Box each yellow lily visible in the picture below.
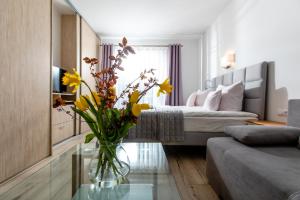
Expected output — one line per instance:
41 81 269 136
130 90 140 104
132 103 150 117
91 91 101 106
130 90 151 116
157 78 173 97
62 69 81 93
74 95 90 111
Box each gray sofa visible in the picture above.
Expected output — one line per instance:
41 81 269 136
207 99 300 200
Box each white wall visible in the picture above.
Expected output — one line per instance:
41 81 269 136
102 37 202 103
52 6 61 66
205 0 300 122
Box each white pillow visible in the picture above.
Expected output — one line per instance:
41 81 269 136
217 81 244 111
203 90 222 111
186 91 197 107
195 89 211 106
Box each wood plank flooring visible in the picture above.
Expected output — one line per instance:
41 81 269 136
164 146 219 200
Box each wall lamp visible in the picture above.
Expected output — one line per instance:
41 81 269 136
221 52 236 69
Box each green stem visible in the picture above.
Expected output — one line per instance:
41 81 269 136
95 144 125 182
81 80 106 135
95 149 103 177
82 80 98 108
100 158 107 181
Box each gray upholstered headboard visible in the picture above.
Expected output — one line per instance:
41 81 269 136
205 62 268 120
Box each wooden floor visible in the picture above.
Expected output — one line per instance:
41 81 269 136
164 146 219 200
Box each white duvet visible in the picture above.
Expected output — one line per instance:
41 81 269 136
154 106 258 132
155 106 258 118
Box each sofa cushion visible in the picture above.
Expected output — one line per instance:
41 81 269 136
225 125 300 146
207 137 300 200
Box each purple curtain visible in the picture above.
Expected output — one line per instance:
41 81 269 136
101 44 113 69
166 44 183 106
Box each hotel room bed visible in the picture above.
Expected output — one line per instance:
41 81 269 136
128 62 269 146
167 106 258 146
182 108 257 133
128 106 258 145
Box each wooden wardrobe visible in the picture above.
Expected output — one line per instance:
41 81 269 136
0 0 52 183
79 19 100 133
0 0 100 183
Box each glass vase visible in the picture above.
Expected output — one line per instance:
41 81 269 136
88 143 130 188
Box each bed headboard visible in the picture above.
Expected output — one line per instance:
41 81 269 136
205 62 268 120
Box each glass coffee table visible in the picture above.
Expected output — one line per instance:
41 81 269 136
0 143 181 200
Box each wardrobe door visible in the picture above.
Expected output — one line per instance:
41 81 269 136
80 18 100 133
0 0 51 182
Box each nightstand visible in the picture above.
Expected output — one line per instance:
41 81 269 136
247 120 287 126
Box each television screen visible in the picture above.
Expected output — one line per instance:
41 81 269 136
52 66 67 93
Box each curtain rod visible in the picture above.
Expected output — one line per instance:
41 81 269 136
99 44 183 47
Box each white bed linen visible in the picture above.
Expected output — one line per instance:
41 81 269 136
156 106 257 118
183 117 256 132
155 106 257 132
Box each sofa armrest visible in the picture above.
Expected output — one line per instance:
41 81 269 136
288 99 300 128
225 125 300 146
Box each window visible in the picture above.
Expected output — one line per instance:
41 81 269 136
114 46 169 108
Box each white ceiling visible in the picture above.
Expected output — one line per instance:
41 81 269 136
68 0 231 38
54 0 75 14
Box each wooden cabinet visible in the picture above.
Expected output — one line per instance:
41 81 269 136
80 18 101 93
52 17 100 141
0 0 100 184
52 10 80 143
52 105 75 145
79 19 101 134
52 121 74 145
61 14 81 75
0 0 51 183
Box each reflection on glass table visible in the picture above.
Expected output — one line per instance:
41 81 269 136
0 143 181 200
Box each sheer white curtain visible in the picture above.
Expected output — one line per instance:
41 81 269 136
115 46 169 107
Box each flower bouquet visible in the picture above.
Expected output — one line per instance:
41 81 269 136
57 37 172 187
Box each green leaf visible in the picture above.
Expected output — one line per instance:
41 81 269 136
106 109 112 121
120 122 135 138
72 107 94 122
107 130 118 142
85 133 95 143
83 96 98 117
72 107 98 134
112 109 121 120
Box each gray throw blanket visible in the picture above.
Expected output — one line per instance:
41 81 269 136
128 107 184 142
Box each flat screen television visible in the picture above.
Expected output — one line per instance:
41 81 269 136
52 66 67 93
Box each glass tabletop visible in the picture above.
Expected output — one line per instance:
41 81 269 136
0 143 181 200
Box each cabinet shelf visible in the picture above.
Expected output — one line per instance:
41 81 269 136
53 92 75 96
